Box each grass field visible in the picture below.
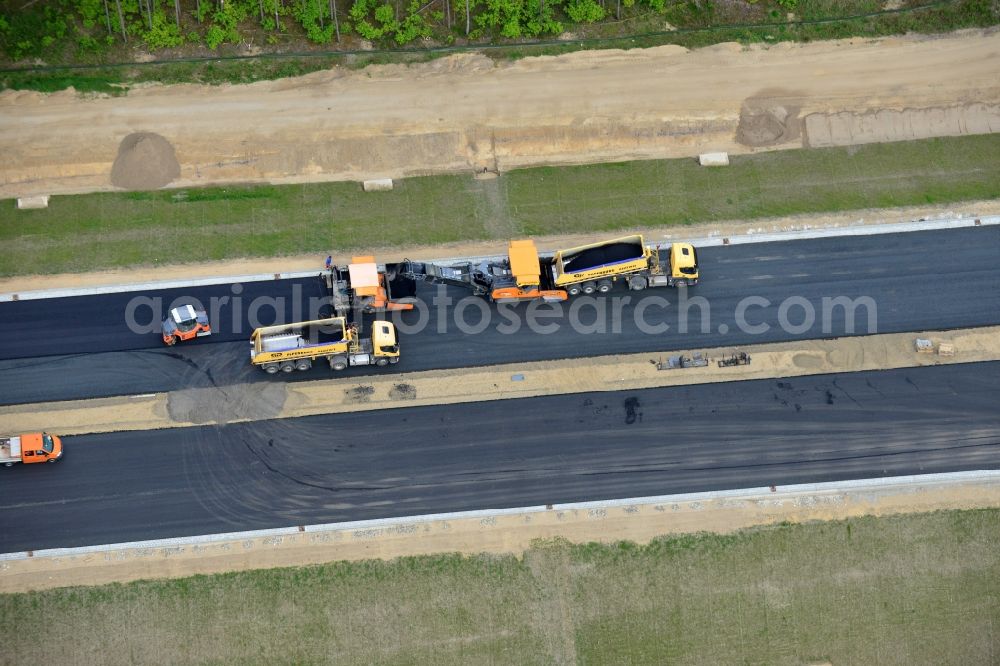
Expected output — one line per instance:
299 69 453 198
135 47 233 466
2 510 998 664
2 134 999 277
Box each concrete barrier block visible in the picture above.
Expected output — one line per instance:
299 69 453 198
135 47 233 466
698 152 730 167
16 195 50 209
362 178 394 192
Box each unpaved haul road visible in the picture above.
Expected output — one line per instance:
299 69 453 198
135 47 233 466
1 31 999 197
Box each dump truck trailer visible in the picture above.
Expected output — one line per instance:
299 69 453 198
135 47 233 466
250 316 399 373
552 234 699 295
400 235 698 302
1 433 63 466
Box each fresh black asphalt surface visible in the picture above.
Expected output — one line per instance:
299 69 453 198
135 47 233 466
1 363 998 552
1 227 999 405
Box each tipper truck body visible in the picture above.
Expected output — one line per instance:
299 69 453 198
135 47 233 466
1 433 63 466
251 317 400 374
553 234 699 295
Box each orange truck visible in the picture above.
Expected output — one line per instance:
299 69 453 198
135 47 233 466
324 256 415 317
1 433 64 467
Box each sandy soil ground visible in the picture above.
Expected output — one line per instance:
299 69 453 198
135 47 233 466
2 198 998 295
3 474 997 592
4 325 997 435
1 30 998 198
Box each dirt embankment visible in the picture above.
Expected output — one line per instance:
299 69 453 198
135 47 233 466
1 31 998 198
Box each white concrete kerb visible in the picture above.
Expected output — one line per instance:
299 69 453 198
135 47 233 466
1 215 997 303
2 470 997 562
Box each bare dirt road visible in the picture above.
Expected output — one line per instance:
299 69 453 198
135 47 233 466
2 30 999 198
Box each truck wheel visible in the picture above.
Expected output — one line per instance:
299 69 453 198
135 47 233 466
675 279 688 288
581 281 597 295
165 335 178 346
295 359 312 371
280 361 296 373
330 356 348 371
4 462 13 467
263 363 280 374
597 279 613 294
567 284 582 297
390 357 400 364
629 276 647 291
375 357 390 367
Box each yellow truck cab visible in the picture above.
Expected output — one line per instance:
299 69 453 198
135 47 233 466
1 433 64 467
668 242 699 285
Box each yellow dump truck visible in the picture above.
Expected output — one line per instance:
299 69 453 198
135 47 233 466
552 234 698 295
400 234 698 302
250 317 399 374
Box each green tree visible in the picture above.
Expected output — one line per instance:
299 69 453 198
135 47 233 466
350 0 398 40
475 0 561 38
565 0 604 22
205 1 248 47
292 0 336 42
393 0 433 44
143 9 184 48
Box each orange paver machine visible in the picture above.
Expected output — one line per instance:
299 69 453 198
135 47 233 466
323 255 416 317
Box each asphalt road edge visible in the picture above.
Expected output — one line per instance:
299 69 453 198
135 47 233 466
2 471 998 593
2 214 997 302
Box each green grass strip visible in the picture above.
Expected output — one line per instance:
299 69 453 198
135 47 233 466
2 134 999 277
1 509 998 664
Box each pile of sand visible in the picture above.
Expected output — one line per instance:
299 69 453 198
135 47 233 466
110 131 181 190
735 92 802 148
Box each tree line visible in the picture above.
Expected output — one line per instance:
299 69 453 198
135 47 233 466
0 0 676 59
